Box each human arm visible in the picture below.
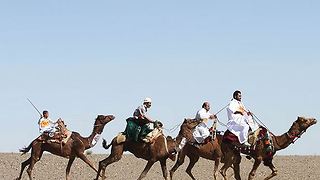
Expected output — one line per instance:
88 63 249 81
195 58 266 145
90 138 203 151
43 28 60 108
134 106 154 123
142 115 154 123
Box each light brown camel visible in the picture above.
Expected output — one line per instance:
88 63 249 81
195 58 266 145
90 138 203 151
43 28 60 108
16 114 115 180
95 132 177 180
219 116 317 180
169 118 223 180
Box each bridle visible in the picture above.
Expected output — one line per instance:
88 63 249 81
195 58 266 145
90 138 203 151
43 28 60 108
286 122 307 144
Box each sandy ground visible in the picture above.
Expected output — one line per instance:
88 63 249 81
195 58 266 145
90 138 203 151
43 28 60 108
1 153 320 180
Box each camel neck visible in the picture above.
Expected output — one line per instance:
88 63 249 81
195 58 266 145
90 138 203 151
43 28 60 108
272 133 293 151
85 124 105 149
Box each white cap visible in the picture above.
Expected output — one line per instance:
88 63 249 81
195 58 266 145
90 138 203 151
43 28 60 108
143 97 152 103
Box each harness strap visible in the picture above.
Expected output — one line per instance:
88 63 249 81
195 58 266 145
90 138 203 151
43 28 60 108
162 135 169 154
287 129 306 144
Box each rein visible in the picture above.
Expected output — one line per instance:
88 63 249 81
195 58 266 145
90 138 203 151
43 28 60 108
163 122 182 133
251 113 275 136
213 104 229 128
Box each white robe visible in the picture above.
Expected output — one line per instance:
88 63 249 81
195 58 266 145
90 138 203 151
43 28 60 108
38 117 56 134
226 99 259 143
192 108 212 143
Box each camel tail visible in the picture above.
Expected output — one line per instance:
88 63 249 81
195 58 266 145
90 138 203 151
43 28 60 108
102 138 112 150
19 142 32 155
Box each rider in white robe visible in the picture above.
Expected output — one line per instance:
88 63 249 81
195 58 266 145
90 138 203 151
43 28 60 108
192 103 216 143
226 91 259 145
38 111 57 135
176 102 216 151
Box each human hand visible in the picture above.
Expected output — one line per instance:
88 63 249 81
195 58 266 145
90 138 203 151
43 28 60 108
210 114 217 119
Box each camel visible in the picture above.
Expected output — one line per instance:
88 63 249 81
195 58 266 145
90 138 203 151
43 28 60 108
169 118 223 180
95 129 177 180
16 114 115 180
219 116 317 180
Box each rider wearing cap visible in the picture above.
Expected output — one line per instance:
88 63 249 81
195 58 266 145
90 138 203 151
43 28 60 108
133 97 154 125
125 97 155 142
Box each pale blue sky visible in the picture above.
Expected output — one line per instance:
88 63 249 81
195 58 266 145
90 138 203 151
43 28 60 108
0 1 319 155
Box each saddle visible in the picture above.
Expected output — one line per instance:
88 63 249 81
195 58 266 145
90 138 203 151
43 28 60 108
38 119 72 145
222 127 274 156
123 119 164 144
189 127 218 148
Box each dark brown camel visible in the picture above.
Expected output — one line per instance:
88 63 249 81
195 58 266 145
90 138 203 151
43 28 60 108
16 114 115 180
219 116 317 180
169 119 223 180
95 132 177 180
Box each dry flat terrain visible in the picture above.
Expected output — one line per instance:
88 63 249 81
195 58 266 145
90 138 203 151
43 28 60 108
1 153 319 180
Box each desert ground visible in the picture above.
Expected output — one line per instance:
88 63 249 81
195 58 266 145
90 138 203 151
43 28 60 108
1 153 319 180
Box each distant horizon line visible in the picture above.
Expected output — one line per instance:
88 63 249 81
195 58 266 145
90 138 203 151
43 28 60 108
1 152 319 156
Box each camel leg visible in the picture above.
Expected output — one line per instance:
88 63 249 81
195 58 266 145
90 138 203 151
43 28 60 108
248 157 262 180
26 144 43 180
77 153 98 173
65 156 75 180
185 155 199 180
213 146 222 180
137 160 155 180
169 150 186 180
15 157 31 180
99 155 123 180
27 151 43 180
159 159 168 180
96 144 124 180
264 160 278 180
233 153 241 180
220 151 234 180
213 157 221 180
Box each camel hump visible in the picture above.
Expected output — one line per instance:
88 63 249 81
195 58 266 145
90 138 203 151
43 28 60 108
142 127 163 143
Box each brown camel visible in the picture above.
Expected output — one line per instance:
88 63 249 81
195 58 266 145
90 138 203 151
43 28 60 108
16 114 115 180
219 116 317 180
95 132 177 180
169 118 223 180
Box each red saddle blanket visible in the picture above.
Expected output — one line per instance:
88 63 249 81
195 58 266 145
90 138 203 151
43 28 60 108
222 130 240 144
222 127 274 157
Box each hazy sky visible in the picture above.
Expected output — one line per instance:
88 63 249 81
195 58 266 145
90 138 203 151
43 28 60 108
0 1 319 155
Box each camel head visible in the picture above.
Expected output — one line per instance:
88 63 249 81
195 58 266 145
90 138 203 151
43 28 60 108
175 118 201 145
93 115 115 133
287 116 317 140
166 136 177 161
95 115 115 125
295 116 317 131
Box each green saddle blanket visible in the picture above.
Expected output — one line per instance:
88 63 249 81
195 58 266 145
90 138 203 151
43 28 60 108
124 118 152 142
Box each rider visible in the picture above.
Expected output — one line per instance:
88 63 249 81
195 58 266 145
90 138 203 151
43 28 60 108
38 110 67 143
193 101 217 144
133 97 154 125
226 90 259 146
126 97 155 142
38 110 57 137
176 101 217 151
